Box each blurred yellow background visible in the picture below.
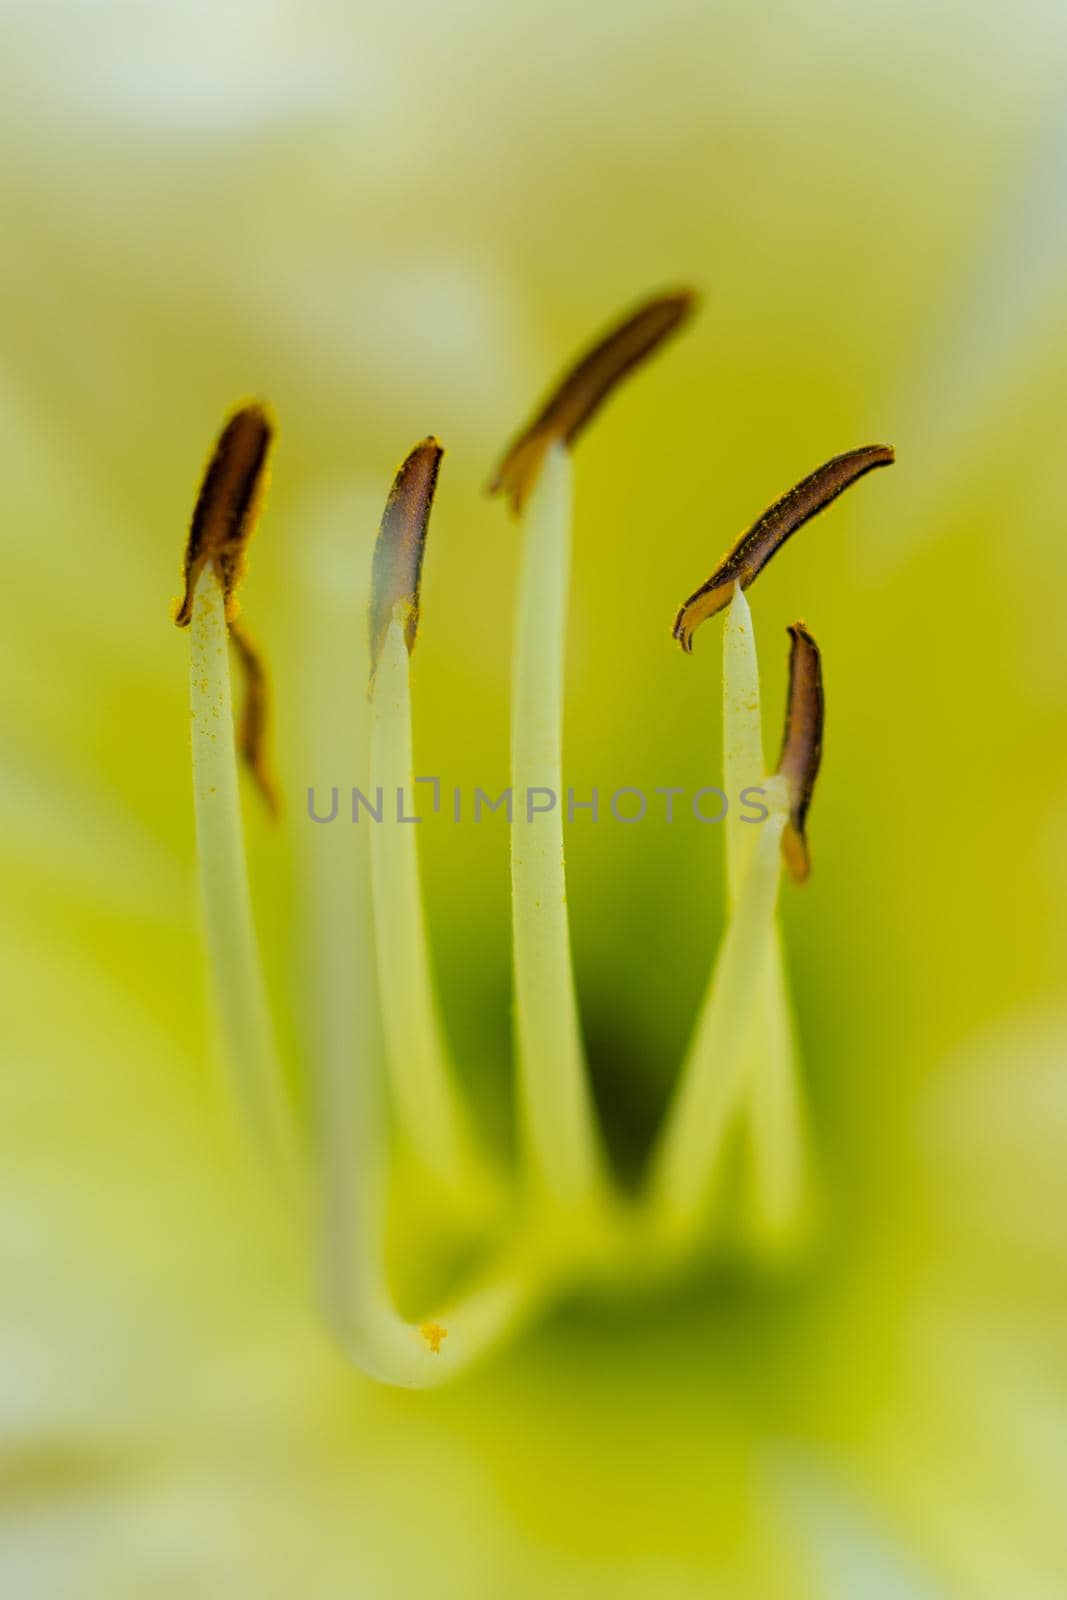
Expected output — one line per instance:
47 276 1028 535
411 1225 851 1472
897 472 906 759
4 1 1067 1595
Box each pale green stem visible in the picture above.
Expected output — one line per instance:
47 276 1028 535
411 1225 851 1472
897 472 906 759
722 584 766 895
648 775 789 1236
296 505 529 1386
744 965 810 1246
307 798 425 1384
188 564 300 1200
721 586 811 1247
369 616 472 1187
297 509 395 1368
510 444 602 1210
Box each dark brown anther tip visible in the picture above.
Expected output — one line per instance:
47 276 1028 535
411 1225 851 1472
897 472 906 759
175 404 279 816
176 402 273 628
370 437 444 676
673 444 894 652
776 621 824 884
488 288 698 515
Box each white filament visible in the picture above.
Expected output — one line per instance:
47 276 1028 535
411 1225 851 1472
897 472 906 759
510 444 602 1210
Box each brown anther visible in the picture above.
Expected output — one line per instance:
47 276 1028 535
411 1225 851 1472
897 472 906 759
488 289 697 514
776 622 824 883
370 437 443 675
176 403 273 628
672 445 894 652
228 619 280 818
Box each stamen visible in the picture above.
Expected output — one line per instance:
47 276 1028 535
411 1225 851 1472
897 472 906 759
293 494 532 1388
498 292 696 1207
177 403 278 811
672 445 894 652
287 499 395 1377
370 437 442 674
650 588 812 1238
722 587 811 1246
368 443 479 1189
776 621 824 884
176 403 272 627
187 562 298 1195
510 444 603 1207
488 289 696 513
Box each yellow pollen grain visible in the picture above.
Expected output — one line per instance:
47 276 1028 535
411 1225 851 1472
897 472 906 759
420 1322 448 1354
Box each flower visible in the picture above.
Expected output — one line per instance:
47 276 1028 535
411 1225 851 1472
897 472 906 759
6 2 1067 1593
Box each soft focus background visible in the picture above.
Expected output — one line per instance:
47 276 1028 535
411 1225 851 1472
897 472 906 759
4 1 1067 1595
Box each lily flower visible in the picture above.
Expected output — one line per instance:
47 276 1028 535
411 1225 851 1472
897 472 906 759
8 6 1067 1590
